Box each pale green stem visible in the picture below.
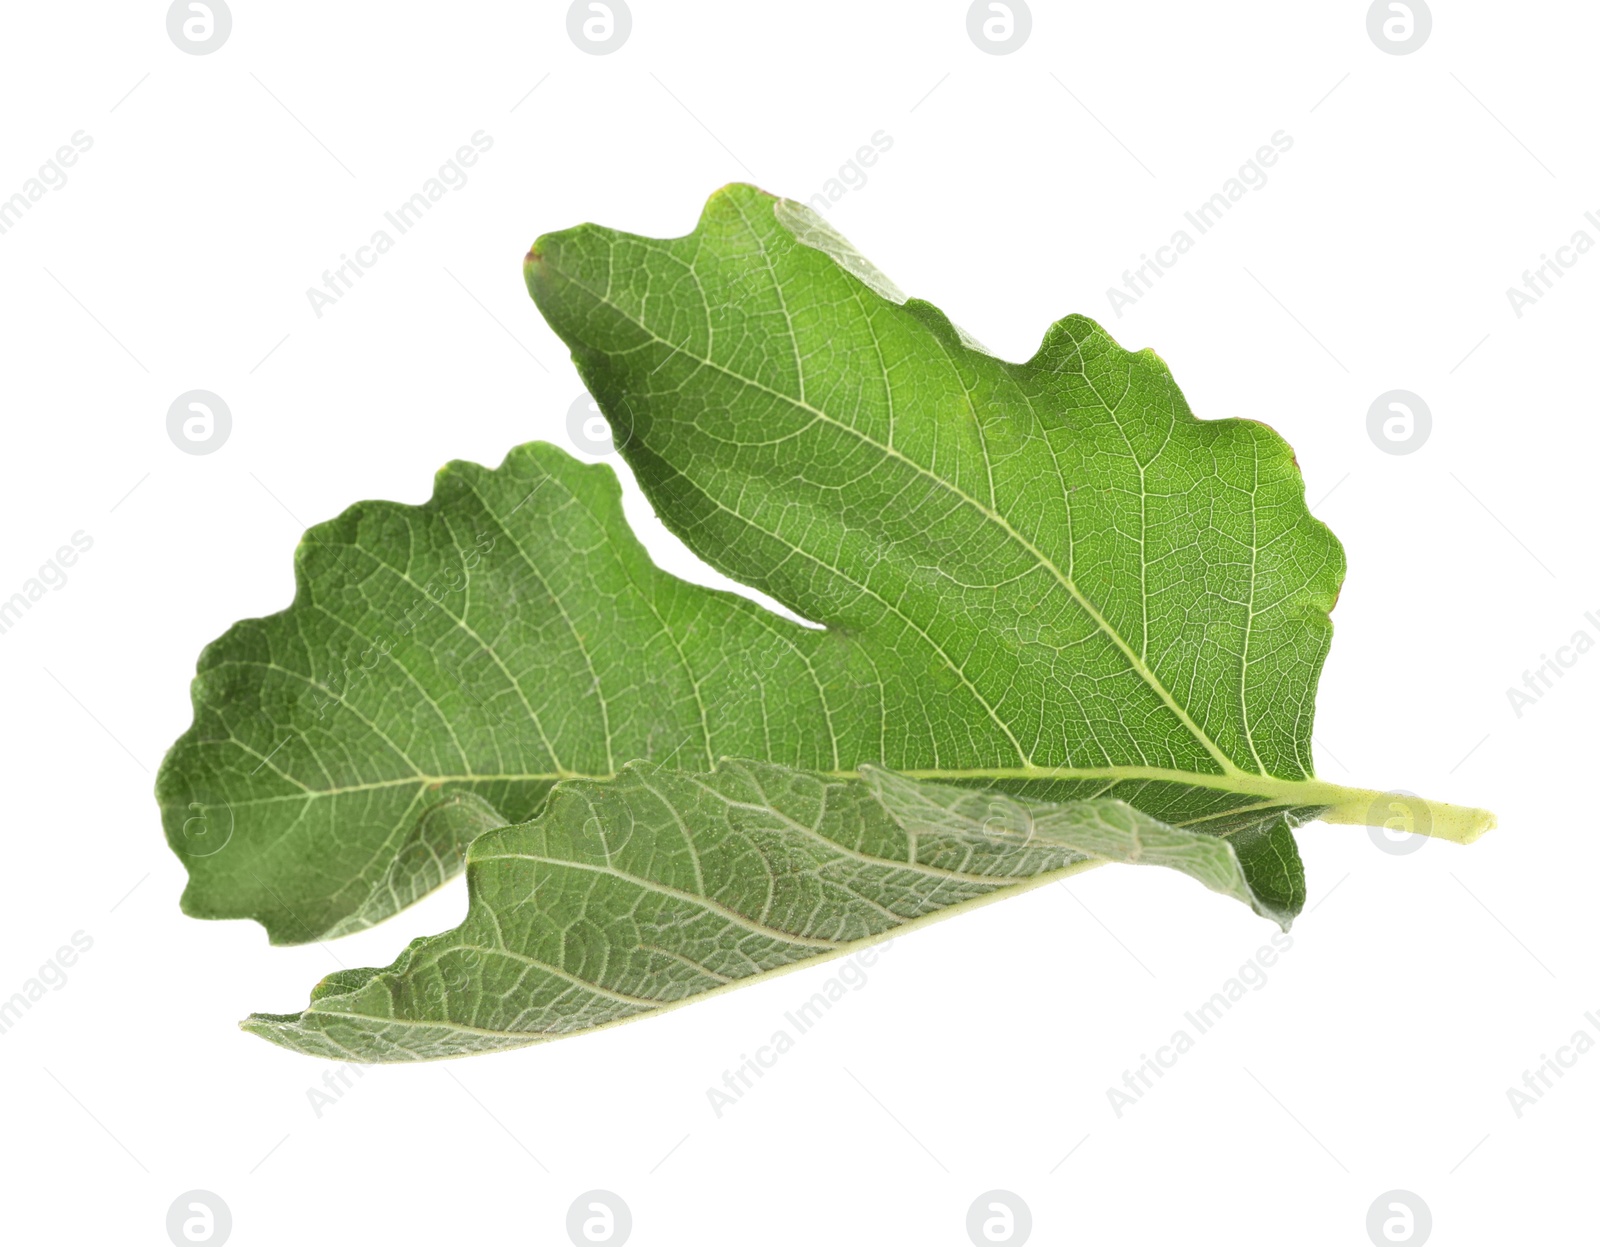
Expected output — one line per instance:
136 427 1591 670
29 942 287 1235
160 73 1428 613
1311 785 1495 845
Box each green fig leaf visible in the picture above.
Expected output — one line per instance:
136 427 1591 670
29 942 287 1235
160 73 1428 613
159 186 1491 1056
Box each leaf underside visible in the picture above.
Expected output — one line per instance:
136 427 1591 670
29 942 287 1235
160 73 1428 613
246 760 1288 1061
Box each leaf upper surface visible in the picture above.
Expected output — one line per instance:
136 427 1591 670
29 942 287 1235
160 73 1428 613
525 184 1356 914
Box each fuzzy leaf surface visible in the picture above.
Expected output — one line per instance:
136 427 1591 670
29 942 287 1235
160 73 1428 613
246 761 1286 1061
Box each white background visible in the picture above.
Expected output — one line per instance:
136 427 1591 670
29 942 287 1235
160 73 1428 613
0 1 1592 1243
